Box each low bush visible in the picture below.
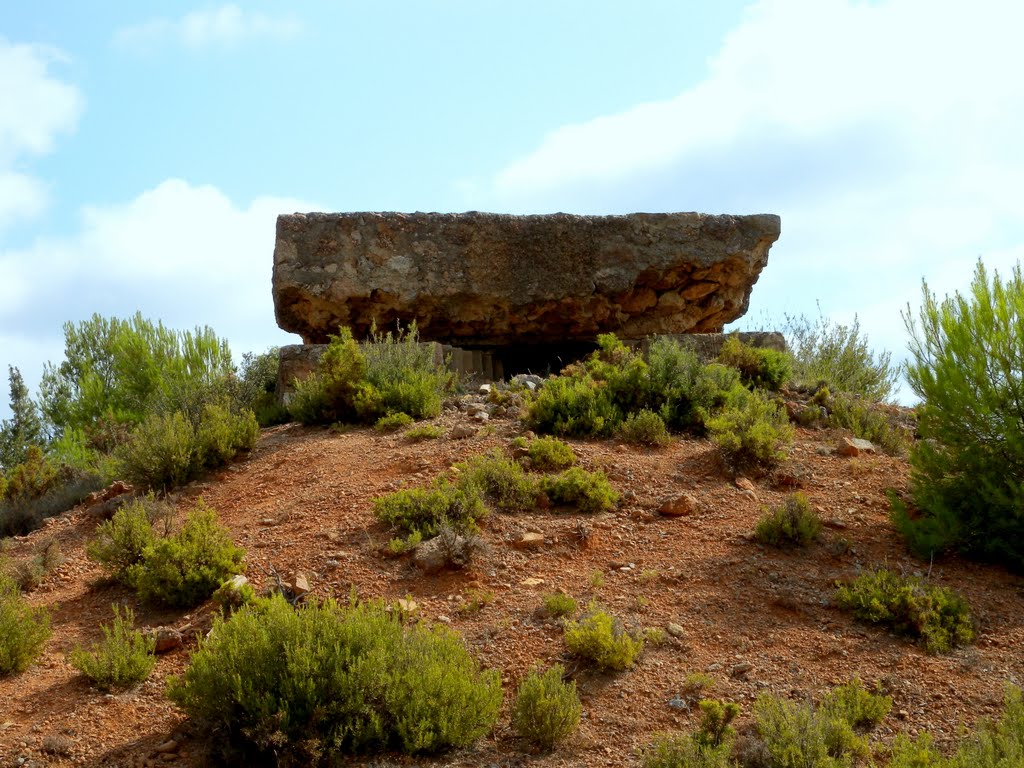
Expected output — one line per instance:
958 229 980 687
540 467 618 513
753 690 872 767
835 569 973 653
618 409 671 447
69 605 156 691
826 392 909 456
820 677 891 730
706 389 793 472
4 537 63 592
528 374 619 437
563 607 643 671
717 335 792 391
405 424 444 441
374 412 414 432
511 665 581 750
542 592 579 619
522 436 576 471
194 402 258 468
641 734 733 768
167 594 501 762
359 323 453 422
0 574 50 675
753 493 822 547
947 683 1024 767
373 479 487 537
86 498 159 584
133 501 245 608
783 312 899 402
455 451 538 511
233 348 288 427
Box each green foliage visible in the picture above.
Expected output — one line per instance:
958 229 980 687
820 678 892 731
2 536 63 592
86 498 159 582
211 576 256 614
753 691 871 768
754 492 822 547
706 388 794 472
455 450 538 511
826 392 910 456
947 684 1024 767
115 403 257 491
511 665 581 750
540 466 618 513
0 365 46 472
528 373 620 437
374 412 414 432
618 408 671 447
233 348 288 427
835 569 973 653
695 699 740 749
69 605 156 691
717 335 792 391
542 592 579 619
784 311 899 402
563 606 643 671
387 530 423 555
641 734 734 768
522 436 577 471
899 260 1024 571
290 327 368 425
167 594 501 762
405 424 444 441
373 479 487 538
39 312 234 437
359 322 453 421
132 501 245 608
888 733 947 768
0 574 50 675
2 444 58 503
645 336 706 430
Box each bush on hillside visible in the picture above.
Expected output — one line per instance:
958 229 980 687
232 348 288 427
835 569 973 654
540 467 619 513
512 665 581 750
893 260 1024 571
519 436 576 471
716 335 792 391
455 450 538 511
706 389 794 472
784 311 899 402
0 574 50 675
373 479 487 538
754 493 822 547
563 607 643 671
69 605 156 691
166 594 501 763
826 391 910 456
86 498 160 583
617 408 671 447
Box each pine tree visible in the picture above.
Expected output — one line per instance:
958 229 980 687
0 366 46 471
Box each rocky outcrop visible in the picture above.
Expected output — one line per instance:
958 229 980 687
273 211 781 345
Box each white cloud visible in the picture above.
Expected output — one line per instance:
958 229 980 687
0 179 319 417
0 38 83 232
115 5 303 51
484 0 1024 402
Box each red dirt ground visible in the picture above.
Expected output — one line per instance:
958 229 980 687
2 401 1022 767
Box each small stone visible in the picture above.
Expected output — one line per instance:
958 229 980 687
730 662 753 679
396 598 418 614
154 740 179 753
666 623 685 638
290 572 310 596
471 410 490 423
152 627 183 654
478 384 491 394
659 492 698 517
436 615 452 624
668 696 688 710
520 577 544 587
512 532 545 550
837 437 876 457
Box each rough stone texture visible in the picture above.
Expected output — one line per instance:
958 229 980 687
273 211 781 345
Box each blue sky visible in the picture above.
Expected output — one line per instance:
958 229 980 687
1 0 1022 417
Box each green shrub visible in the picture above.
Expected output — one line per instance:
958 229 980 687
211 576 256 613
827 392 910 456
405 424 443 441
695 699 740 749
888 733 947 768
69 605 156 691
0 574 50 675
820 677 891 731
563 607 643 671
641 733 734 768
132 500 245 608
522 436 576 471
528 374 619 437
290 327 368 425
115 410 195 489
717 335 792 391
618 409 671 447
0 465 105 538
689 364 744 431
194 402 258 467
542 592 579 619
374 479 486 537
86 498 158 583
540 467 618 513
359 322 453 421
896 260 1024 571
753 691 871 768
167 594 501 762
233 348 288 427
948 684 1024 767
455 450 538 511
835 569 973 653
0 365 46 471
512 665 581 750
754 492 822 547
706 388 793 472
2 445 59 504
4 537 63 592
374 412 414 432
645 336 705 430
784 312 899 402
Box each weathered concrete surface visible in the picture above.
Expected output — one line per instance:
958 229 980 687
273 211 781 345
